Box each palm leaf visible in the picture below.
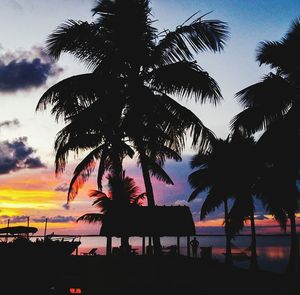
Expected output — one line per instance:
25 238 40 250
157 18 228 63
67 144 108 201
200 188 226 220
46 20 107 69
149 61 222 104
77 213 104 223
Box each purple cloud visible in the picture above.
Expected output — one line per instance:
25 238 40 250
33 215 76 223
0 46 63 93
0 137 46 174
54 183 69 192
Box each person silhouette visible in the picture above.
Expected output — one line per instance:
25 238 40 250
190 237 199 257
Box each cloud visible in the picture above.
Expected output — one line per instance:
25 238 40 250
0 215 28 223
24 157 45 169
0 119 20 129
174 200 190 206
55 183 69 192
0 137 46 174
0 46 63 93
33 215 76 223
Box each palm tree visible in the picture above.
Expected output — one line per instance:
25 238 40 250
36 0 228 192
231 18 300 272
226 131 259 270
78 171 145 251
188 132 259 268
188 138 233 266
37 0 228 253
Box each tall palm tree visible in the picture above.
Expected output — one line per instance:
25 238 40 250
37 0 228 252
188 138 233 266
231 18 300 272
226 132 259 270
188 132 259 268
37 0 228 176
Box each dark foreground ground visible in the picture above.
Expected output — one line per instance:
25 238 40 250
0 254 298 295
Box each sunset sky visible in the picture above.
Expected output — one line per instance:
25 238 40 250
0 0 300 235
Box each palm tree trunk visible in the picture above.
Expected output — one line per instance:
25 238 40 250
249 208 258 270
140 152 161 255
287 211 299 272
224 199 232 266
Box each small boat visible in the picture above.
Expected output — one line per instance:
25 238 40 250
0 226 81 258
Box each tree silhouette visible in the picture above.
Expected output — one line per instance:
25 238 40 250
188 132 260 268
231 18 300 272
36 0 228 253
77 171 145 251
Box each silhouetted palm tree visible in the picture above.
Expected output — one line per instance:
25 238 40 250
36 0 228 193
37 0 228 253
226 131 258 270
188 138 233 265
188 132 260 268
231 18 300 272
78 171 145 250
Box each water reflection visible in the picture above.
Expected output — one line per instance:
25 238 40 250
74 235 296 273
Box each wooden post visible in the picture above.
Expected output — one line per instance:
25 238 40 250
142 236 146 255
27 216 30 239
106 236 112 256
6 219 10 243
187 236 191 257
44 218 48 238
177 236 180 255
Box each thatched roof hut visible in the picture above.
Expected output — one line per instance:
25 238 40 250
100 205 195 237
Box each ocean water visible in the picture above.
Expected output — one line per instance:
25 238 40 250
75 235 295 273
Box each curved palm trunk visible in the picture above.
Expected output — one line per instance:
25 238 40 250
287 211 299 273
249 208 258 270
140 152 161 255
224 199 232 266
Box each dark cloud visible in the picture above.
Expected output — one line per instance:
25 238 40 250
33 215 76 223
0 137 46 174
0 119 20 129
55 183 69 192
24 157 45 169
0 46 63 93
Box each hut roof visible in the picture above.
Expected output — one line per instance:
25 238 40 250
100 206 195 237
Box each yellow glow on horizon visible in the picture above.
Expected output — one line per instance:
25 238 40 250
0 188 61 211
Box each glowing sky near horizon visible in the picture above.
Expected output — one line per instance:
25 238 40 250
0 0 300 234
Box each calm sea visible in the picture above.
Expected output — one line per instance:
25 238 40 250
75 235 295 273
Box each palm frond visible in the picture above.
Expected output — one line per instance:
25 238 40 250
36 74 103 121
200 188 225 220
145 157 174 185
157 18 228 63
77 213 104 223
159 94 216 152
67 144 108 202
46 20 107 68
149 61 222 104
188 169 211 191
190 153 210 169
